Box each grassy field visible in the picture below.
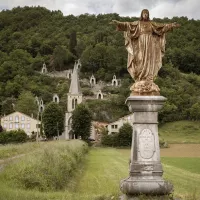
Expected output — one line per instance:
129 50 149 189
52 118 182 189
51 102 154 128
1 146 200 200
159 120 200 143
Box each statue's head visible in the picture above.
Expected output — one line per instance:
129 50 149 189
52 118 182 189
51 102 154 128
140 9 150 21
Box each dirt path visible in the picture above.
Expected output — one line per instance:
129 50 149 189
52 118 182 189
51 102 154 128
0 154 26 172
161 144 200 157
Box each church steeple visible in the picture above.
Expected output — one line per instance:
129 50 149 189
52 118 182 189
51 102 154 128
67 60 83 113
69 62 82 95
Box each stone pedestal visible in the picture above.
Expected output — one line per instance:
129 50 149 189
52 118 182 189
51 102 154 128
120 96 173 198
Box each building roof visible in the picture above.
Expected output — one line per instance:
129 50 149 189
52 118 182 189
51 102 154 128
1 111 40 121
69 62 82 95
107 113 134 125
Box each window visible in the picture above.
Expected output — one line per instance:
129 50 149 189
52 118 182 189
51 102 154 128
15 124 19 129
3 124 7 128
15 116 19 122
36 124 41 128
75 99 78 108
72 99 75 109
21 124 25 129
27 123 30 129
111 125 118 129
9 116 13 121
21 116 25 121
9 123 13 129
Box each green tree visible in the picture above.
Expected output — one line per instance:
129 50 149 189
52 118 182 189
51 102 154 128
15 91 38 117
1 98 16 115
69 30 77 56
118 123 132 146
50 46 74 71
72 104 92 140
42 102 64 139
189 102 200 120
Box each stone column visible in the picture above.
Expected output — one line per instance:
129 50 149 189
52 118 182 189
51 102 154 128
120 96 173 199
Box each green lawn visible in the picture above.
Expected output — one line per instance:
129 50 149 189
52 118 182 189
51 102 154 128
159 120 200 143
1 147 200 200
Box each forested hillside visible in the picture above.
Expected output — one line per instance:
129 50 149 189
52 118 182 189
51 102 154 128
0 6 200 122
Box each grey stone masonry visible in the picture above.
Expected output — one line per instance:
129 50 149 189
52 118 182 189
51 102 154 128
120 96 173 198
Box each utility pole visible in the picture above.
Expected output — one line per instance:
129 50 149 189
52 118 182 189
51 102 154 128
36 111 39 142
57 122 59 140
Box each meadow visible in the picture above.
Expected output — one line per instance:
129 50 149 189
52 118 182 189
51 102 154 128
159 120 200 143
0 142 200 200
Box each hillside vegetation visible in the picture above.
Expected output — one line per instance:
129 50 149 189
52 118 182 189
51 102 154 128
0 6 200 122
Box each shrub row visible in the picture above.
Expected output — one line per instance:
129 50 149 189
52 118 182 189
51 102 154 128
2 140 88 191
101 123 132 147
0 129 28 144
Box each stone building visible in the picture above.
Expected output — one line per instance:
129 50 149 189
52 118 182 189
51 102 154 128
107 113 134 135
41 63 48 74
53 94 59 103
96 90 103 99
111 75 121 86
90 74 96 86
61 61 83 140
35 97 45 113
66 69 73 79
1 111 41 137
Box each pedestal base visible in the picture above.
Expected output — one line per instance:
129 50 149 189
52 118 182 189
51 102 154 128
120 176 173 195
120 194 179 200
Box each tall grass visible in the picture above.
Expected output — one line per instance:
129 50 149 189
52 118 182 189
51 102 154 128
1 140 88 191
0 142 41 159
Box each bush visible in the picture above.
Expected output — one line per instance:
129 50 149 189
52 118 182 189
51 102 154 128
117 123 132 146
101 123 132 147
0 129 28 144
101 134 119 147
82 88 94 96
159 138 169 148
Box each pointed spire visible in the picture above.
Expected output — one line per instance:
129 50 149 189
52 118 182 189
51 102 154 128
69 61 82 94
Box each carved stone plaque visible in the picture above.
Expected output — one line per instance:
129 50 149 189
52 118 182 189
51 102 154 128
138 129 155 159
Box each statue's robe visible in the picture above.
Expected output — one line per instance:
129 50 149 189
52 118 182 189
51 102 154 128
117 21 173 85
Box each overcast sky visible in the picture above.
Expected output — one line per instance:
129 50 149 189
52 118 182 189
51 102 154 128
0 0 199 20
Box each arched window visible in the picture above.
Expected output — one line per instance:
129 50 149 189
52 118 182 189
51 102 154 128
68 117 72 126
72 99 75 109
75 99 78 108
40 106 44 112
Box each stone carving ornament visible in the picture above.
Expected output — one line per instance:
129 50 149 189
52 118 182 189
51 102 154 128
111 9 180 96
138 128 155 159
